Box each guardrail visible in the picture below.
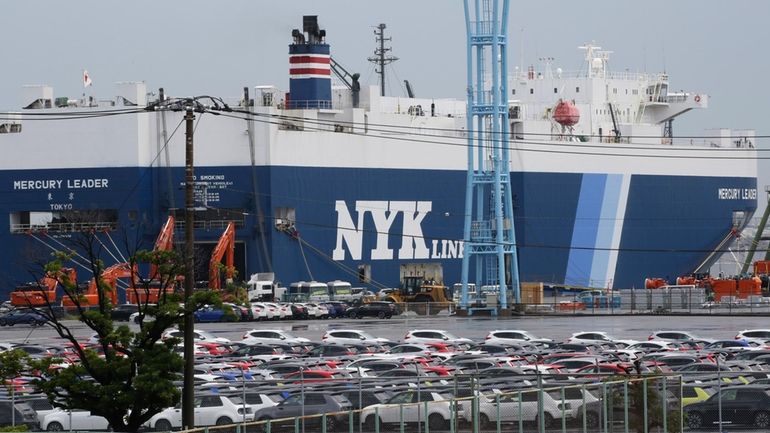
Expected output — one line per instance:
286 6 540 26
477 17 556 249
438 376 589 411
176 375 683 433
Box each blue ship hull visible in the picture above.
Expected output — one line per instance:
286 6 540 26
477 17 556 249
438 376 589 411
0 165 757 299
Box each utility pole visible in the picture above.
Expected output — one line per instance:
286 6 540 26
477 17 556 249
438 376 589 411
182 102 196 430
367 23 398 97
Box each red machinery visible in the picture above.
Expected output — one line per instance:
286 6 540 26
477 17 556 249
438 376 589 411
209 222 235 291
10 268 76 307
62 263 131 307
644 278 668 290
127 216 177 304
675 274 761 302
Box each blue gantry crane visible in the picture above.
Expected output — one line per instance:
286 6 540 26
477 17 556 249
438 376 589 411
459 0 520 315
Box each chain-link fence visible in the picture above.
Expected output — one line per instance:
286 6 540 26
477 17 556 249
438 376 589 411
177 375 683 433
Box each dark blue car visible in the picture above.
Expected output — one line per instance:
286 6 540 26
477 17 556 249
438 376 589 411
322 301 349 318
0 309 47 326
193 305 237 323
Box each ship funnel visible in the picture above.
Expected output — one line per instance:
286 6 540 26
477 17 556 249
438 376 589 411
288 15 331 110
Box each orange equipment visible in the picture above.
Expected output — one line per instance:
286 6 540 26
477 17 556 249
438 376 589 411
209 222 235 291
127 216 177 304
644 278 668 290
675 273 762 302
754 261 770 275
10 268 76 307
62 263 132 307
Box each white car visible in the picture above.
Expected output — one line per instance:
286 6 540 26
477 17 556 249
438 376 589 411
301 303 328 319
647 330 705 341
42 409 110 431
145 395 251 430
566 331 637 347
361 391 452 430
322 329 391 345
242 393 281 414
403 329 473 345
264 302 290 319
162 329 231 345
250 303 269 321
626 340 683 352
242 329 310 344
735 329 770 343
484 330 554 345
459 391 567 426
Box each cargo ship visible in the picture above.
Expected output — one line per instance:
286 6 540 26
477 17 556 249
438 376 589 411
0 17 757 300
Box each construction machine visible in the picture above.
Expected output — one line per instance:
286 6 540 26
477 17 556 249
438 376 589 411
10 267 76 307
127 216 178 304
62 263 131 307
380 276 451 303
209 222 235 290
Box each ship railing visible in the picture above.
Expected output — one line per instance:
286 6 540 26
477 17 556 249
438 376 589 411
286 100 334 110
510 69 657 82
470 221 493 241
10 222 117 234
173 219 243 231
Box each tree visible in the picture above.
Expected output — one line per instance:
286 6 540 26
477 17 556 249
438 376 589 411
0 349 30 427
27 230 220 432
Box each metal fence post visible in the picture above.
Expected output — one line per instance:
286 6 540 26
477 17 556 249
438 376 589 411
495 393 501 433
349 410 354 433
602 383 608 433
399 404 404 433
556 386 563 433
449 399 455 433
662 377 668 433
472 394 479 433
518 391 523 433
322 414 327 433
375 406 380 433
294 417 300 433
582 385 587 433
424 401 430 433
624 380 629 433
643 378 648 433
266 419 271 433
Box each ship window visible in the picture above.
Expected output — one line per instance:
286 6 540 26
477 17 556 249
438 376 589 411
512 89 516 95
575 87 580 93
529 88 533 94
625 89 628 95
632 89 638 95
10 209 119 234
613 88 617 94
170 207 245 230
553 88 558 94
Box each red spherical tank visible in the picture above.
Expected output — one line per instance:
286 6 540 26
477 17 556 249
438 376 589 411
553 100 580 127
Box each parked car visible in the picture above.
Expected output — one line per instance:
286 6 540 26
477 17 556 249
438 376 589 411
0 401 39 430
404 329 473 345
110 304 139 321
146 395 250 430
361 390 452 430
161 329 231 344
346 301 397 319
0 309 47 326
242 329 310 345
686 385 770 429
42 409 110 431
322 329 391 345
253 392 352 431
194 305 238 322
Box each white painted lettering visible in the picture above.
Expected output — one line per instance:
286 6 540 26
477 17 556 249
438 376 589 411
359 201 398 260
392 201 432 260
332 200 364 260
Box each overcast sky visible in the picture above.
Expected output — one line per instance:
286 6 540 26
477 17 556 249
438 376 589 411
2 1 767 135
3 1 768 192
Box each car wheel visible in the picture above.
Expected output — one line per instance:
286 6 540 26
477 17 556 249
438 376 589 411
583 411 600 429
216 416 232 425
258 417 272 433
686 411 703 429
377 311 386 319
46 421 64 432
536 413 554 429
755 411 770 428
428 414 446 431
154 419 173 432
385 314 392 319
363 415 376 431
0 319 6 326
478 413 491 428
325 416 338 432
348 311 357 319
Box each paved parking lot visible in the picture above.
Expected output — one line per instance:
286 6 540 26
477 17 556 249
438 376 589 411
5 314 770 345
